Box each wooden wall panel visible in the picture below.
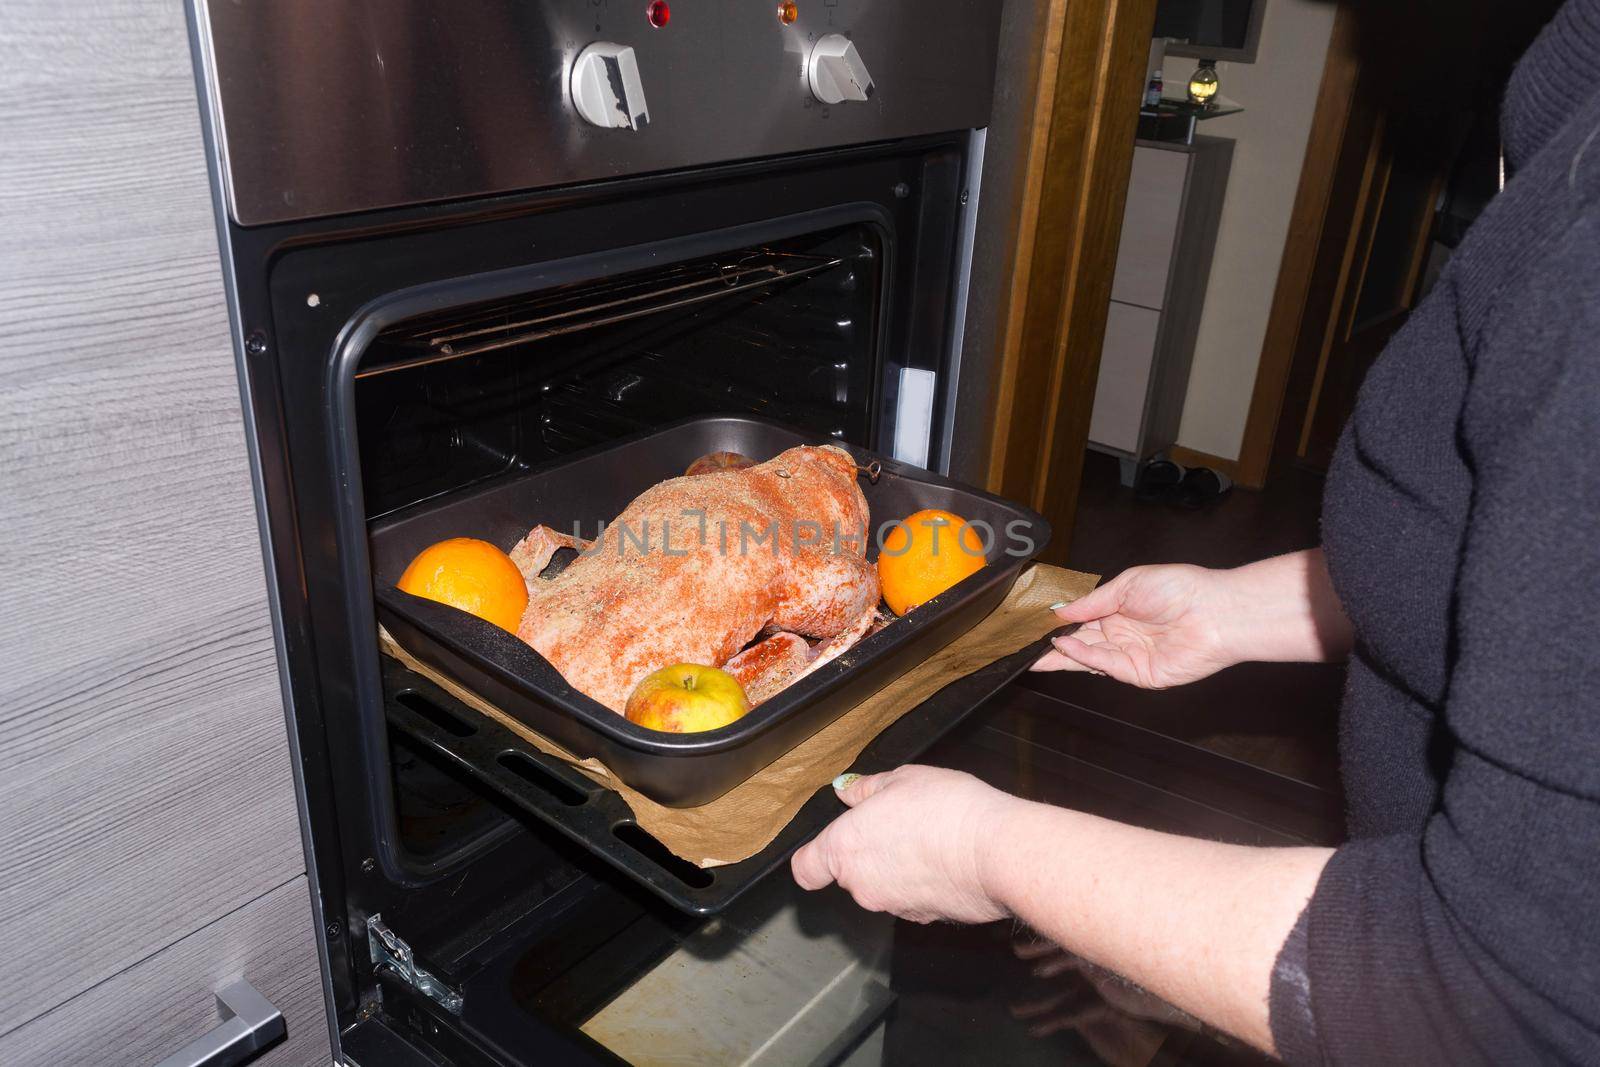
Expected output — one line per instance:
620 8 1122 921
0 0 313 1041
0 878 328 1067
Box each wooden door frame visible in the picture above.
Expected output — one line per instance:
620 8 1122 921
983 0 1160 564
1292 105 1445 464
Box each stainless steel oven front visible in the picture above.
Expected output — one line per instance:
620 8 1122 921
188 2 1003 1062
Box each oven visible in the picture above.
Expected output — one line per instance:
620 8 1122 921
189 2 1006 1062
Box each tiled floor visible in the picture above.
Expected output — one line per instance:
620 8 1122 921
1023 451 1346 792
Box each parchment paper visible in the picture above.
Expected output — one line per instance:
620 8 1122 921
380 562 1098 867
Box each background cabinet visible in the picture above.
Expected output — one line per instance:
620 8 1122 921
1088 136 1233 483
0 2 327 1064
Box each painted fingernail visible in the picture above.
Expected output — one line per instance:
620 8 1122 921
1048 601 1069 611
833 773 862 792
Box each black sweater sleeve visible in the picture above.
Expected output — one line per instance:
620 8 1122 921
1278 215 1600 1064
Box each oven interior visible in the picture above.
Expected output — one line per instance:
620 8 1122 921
342 219 906 1058
355 224 883 520
354 221 890 875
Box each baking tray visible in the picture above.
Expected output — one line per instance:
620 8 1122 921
370 415 1051 806
382 635 1063 914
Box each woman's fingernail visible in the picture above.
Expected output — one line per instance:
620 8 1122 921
833 773 862 792
1048 601 1069 611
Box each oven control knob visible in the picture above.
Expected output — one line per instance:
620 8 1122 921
808 34 874 105
571 42 650 129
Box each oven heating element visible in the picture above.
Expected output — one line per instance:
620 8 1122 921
361 249 847 377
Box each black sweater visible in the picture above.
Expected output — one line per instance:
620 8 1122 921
1268 2 1600 1062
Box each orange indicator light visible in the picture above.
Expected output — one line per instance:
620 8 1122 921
777 2 799 25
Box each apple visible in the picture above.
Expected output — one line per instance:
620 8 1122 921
625 663 751 733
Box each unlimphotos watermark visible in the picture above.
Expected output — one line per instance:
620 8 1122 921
561 510 1037 560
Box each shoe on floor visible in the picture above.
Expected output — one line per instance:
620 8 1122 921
1175 467 1232 509
1135 459 1186 502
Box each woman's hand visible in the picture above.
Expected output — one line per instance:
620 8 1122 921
797 765 1332 1055
1033 550 1353 688
1032 564 1238 688
790 766 1020 924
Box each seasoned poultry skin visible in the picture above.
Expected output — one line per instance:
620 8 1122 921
509 444 880 713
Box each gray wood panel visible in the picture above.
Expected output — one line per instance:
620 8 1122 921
0 0 311 1039
1087 301 1161 453
1108 146 1189 311
0 876 329 1067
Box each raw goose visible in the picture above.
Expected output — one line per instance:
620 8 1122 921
509 444 880 713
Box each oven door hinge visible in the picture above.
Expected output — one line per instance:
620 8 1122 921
366 914 464 1015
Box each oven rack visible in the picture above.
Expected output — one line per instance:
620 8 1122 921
381 635 1058 915
358 249 846 379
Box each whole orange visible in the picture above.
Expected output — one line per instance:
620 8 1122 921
877 508 988 616
396 537 529 632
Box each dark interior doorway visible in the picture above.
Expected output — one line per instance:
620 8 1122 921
1266 0 1565 477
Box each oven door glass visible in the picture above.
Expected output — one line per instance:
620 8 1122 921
434 693 1334 1067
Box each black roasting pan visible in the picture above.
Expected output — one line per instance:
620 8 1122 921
370 415 1051 807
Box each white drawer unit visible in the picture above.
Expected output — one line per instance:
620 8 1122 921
1109 146 1190 311
1088 137 1234 482
1089 301 1165 454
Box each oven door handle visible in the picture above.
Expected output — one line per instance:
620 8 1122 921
152 979 286 1067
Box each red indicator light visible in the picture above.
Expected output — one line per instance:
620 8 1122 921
778 1 799 24
647 0 670 27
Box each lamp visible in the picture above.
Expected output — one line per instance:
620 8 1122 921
1188 59 1219 108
